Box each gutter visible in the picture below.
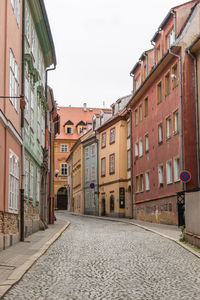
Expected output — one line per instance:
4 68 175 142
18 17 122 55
186 49 200 188
130 110 134 219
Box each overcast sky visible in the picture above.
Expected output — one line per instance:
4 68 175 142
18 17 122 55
44 0 186 108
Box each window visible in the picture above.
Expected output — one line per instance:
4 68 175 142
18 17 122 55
165 72 170 96
139 174 144 192
91 165 95 180
36 168 40 202
135 109 138 126
109 154 115 174
85 147 89 159
144 65 147 79
85 167 89 182
136 176 139 193
41 113 45 147
61 163 68 176
174 158 180 182
66 127 72 134
145 134 149 152
127 150 131 170
91 144 95 156
11 0 15 10
166 117 171 139
156 45 161 62
9 151 19 211
135 75 141 90
25 157 29 196
135 142 139 158
110 195 115 212
139 139 143 157
101 158 106 176
158 165 164 186
172 63 178 88
11 0 20 25
102 133 106 148
110 128 115 144
9 49 19 111
158 123 163 144
30 89 34 129
30 162 34 198
145 172 150 191
166 161 172 184
24 77 29 122
173 110 179 134
127 121 130 137
139 105 143 122
37 96 41 142
61 144 68 152
167 29 175 49
157 81 162 104
144 97 148 117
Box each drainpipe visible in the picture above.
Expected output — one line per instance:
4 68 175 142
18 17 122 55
96 133 99 216
169 48 184 191
20 0 25 242
187 49 200 188
130 109 134 219
151 40 156 66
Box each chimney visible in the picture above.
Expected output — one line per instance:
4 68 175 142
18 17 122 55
83 103 87 112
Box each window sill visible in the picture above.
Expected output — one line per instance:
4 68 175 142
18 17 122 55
101 174 106 177
110 141 115 145
167 182 173 185
109 171 115 175
159 183 164 188
145 150 149 154
173 131 179 136
166 136 171 141
8 208 18 214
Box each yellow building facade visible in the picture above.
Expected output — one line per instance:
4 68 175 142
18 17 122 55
98 112 131 218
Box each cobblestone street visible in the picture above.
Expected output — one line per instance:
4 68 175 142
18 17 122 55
4 212 200 300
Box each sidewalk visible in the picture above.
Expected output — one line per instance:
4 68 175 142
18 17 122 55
0 218 70 299
68 212 200 259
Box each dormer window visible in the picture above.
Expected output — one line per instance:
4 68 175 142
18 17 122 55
66 127 72 134
64 120 74 135
166 29 175 49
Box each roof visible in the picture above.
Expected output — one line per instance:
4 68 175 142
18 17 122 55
56 106 105 140
63 120 74 126
76 121 86 127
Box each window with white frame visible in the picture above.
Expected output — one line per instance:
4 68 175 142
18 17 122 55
139 105 143 122
127 121 130 137
11 0 15 10
16 0 20 25
167 29 175 49
30 162 34 198
139 174 144 192
9 49 19 112
85 147 89 159
174 158 180 182
139 139 143 157
61 164 68 176
85 167 89 182
61 144 68 152
158 123 163 143
37 96 41 141
30 89 34 129
166 161 172 184
101 157 106 176
173 110 179 134
36 168 40 202
24 157 29 196
66 126 72 134
102 133 106 148
145 134 149 152
9 151 19 211
25 77 29 122
145 172 150 191
135 142 139 158
135 75 141 90
158 165 164 186
109 154 115 174
166 117 171 139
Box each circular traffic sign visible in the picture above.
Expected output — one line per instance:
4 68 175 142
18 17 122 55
180 170 191 183
90 183 95 189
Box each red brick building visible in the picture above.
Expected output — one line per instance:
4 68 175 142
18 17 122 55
128 0 200 225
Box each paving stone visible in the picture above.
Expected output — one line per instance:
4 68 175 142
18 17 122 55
4 212 200 300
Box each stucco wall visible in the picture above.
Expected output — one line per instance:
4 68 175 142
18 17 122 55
185 191 200 235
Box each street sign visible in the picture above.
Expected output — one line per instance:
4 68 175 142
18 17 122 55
180 170 191 183
90 183 95 189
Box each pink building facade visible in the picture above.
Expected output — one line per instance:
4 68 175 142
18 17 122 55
0 0 22 249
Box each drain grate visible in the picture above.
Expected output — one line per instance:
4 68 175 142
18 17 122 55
0 265 16 270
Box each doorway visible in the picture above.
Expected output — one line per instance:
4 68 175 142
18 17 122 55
57 187 68 210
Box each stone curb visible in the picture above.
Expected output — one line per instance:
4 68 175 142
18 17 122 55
68 212 200 259
0 221 70 299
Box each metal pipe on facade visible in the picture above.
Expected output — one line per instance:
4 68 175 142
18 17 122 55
187 49 200 188
20 0 25 242
96 133 99 216
130 109 134 219
169 48 184 191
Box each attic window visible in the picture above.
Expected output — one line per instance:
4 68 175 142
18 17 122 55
166 29 175 49
66 127 72 134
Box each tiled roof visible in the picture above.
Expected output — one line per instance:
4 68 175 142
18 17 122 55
56 106 105 140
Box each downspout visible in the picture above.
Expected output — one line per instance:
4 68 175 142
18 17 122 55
20 0 25 242
187 49 200 188
169 48 184 191
151 40 156 66
96 133 99 216
130 109 134 219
